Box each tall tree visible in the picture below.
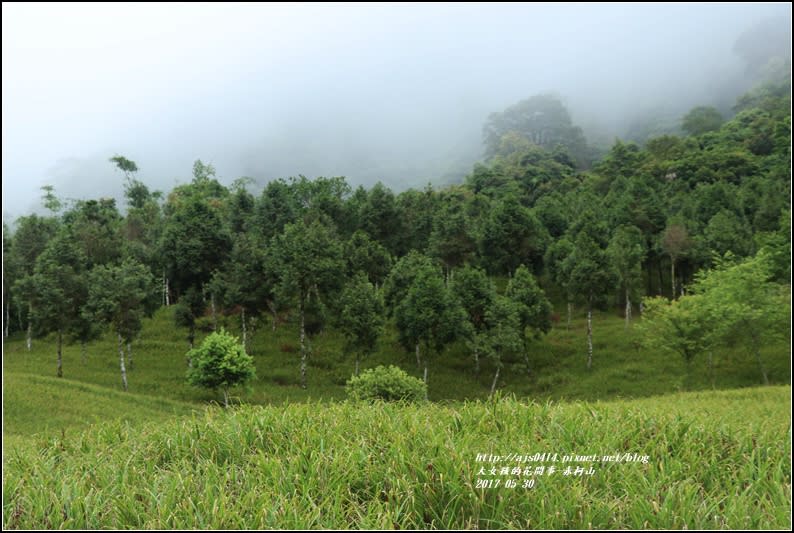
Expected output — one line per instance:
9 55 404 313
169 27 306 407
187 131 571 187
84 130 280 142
691 252 789 385
480 295 524 395
29 230 87 377
607 225 647 327
505 265 552 374
271 219 344 389
84 258 157 390
483 93 589 167
479 194 548 276
338 273 385 375
450 265 495 374
660 223 692 299
394 266 468 387
564 210 614 369
344 230 393 287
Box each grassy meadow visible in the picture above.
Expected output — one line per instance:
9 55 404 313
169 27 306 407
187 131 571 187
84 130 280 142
3 305 791 528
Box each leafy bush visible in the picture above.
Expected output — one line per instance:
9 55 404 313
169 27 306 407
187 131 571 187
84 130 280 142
186 328 256 406
345 365 426 402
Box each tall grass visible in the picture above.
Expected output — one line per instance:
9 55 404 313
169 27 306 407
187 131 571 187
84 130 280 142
3 387 790 529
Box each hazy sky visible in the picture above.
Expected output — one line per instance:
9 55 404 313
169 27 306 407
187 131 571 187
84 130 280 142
2 2 790 221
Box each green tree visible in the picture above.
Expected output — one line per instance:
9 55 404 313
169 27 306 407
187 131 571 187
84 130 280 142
271 219 344 389
428 191 476 277
29 230 87 377
483 93 589 167
84 258 157 390
638 294 716 387
7 214 58 347
479 194 548 276
344 230 393 287
186 328 256 407
681 106 724 136
545 237 576 329
607 225 647 327
660 223 693 299
564 211 614 369
338 273 385 375
480 295 524 395
450 265 495 374
394 266 468 388
505 265 552 374
691 252 789 385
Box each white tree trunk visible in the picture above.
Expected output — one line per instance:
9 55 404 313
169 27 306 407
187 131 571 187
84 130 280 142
753 337 769 385
566 301 572 330
4 297 9 338
300 298 307 389
625 288 631 329
473 347 480 374
268 301 277 331
241 307 247 352
223 388 229 408
586 305 593 370
210 293 217 332
423 360 429 400
165 276 170 306
127 341 133 371
56 329 63 377
671 259 676 300
490 365 501 396
26 303 32 351
118 333 128 392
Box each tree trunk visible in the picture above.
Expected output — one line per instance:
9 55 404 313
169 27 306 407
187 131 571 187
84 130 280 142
657 260 664 297
241 307 247 353
26 303 32 351
56 329 63 377
415 343 421 369
118 333 128 391
127 341 133 371
753 343 769 385
474 347 480 375
165 276 170 306
300 297 307 389
566 301 572 330
522 338 531 375
625 287 631 329
355 355 360 376
81 340 87 365
4 297 9 338
670 257 676 300
586 303 593 370
708 351 715 389
223 388 229 408
423 360 429 400
490 366 501 396
210 293 217 332
268 301 277 331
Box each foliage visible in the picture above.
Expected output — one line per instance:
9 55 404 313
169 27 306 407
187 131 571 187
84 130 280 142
345 364 426 402
186 328 256 405
338 273 385 373
681 106 724 136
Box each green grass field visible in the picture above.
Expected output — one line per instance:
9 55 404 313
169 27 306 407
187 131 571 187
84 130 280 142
3 306 791 528
3 388 790 529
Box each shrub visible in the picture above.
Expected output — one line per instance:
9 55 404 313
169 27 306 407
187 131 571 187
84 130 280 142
186 328 256 407
345 365 426 402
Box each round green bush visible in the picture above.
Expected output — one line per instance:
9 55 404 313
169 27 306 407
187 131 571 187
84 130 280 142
345 365 427 402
